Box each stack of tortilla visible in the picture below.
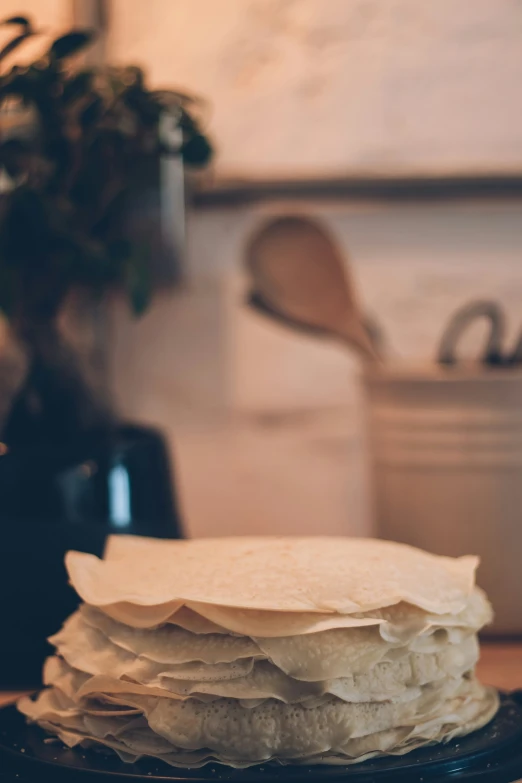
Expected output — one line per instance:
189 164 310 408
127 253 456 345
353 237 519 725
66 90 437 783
19 536 498 769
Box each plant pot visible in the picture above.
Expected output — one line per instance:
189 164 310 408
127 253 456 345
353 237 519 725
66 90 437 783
0 422 183 688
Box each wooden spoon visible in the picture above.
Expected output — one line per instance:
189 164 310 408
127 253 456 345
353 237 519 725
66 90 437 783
245 216 380 362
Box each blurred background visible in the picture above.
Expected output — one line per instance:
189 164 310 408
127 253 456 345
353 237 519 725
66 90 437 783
106 0 522 537
0 0 522 685
3 0 522 535
2 1 522 674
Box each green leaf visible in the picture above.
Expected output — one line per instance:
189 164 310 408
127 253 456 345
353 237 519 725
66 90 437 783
80 95 103 127
1 16 32 31
125 243 152 317
0 138 32 178
178 108 197 134
0 32 36 62
62 70 93 103
0 264 16 318
0 188 52 266
181 133 212 166
108 239 132 264
49 30 94 60
123 86 161 127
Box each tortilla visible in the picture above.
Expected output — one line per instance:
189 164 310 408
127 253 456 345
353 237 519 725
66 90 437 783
44 632 478 708
66 537 478 616
50 605 479 686
19 536 497 769
101 601 384 633
97 587 490 637
49 613 256 684
19 678 498 767
80 605 260 664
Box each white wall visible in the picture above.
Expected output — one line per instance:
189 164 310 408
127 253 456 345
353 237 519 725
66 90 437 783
108 0 522 178
110 198 522 539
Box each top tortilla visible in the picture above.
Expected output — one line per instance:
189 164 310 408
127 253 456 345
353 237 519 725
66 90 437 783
66 536 478 618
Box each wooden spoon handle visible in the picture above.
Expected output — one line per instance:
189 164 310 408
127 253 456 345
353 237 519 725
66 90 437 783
338 320 382 362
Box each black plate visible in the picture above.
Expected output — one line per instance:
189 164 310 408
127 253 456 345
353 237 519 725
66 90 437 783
1 693 522 783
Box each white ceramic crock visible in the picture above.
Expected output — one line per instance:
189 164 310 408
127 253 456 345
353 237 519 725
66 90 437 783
364 363 522 635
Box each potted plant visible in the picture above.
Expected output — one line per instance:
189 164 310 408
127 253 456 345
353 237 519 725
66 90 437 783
0 15 212 442
0 15 212 685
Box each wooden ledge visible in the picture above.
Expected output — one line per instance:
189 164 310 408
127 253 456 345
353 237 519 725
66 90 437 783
191 174 522 208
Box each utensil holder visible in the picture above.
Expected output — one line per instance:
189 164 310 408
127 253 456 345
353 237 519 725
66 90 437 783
364 363 522 635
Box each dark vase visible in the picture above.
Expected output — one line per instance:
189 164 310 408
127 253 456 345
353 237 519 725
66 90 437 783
0 317 184 688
